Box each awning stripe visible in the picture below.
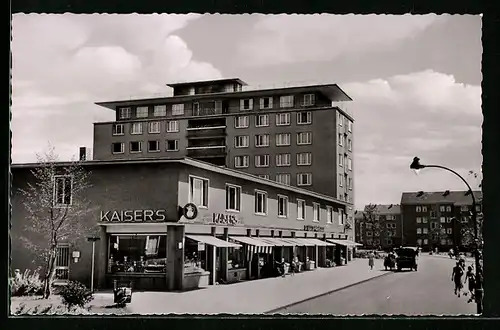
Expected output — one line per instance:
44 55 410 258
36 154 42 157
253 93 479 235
288 238 316 246
297 238 336 246
254 237 295 247
229 236 274 247
327 239 363 247
185 235 241 248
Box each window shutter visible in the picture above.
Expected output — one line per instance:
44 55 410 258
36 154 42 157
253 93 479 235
249 99 253 109
240 99 244 110
260 98 264 109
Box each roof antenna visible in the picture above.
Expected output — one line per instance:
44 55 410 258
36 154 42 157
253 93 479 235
416 191 424 197
388 204 393 209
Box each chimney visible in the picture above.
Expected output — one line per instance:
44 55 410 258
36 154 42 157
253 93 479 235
79 147 86 161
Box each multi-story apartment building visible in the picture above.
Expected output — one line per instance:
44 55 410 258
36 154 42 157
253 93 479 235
93 78 356 225
354 204 402 249
400 190 482 251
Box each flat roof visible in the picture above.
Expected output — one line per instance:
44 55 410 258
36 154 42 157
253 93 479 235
95 84 353 110
12 157 351 208
166 78 248 87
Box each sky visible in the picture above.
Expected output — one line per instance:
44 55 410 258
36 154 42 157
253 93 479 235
11 14 482 209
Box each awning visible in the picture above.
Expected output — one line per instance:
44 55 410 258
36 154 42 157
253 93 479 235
254 237 295 247
285 238 316 246
302 238 336 246
229 236 273 248
327 239 363 247
185 235 241 248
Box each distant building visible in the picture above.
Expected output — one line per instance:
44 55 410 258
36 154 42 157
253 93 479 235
400 190 482 251
354 204 402 249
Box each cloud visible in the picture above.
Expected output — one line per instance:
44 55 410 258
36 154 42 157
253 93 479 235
11 14 222 162
239 14 441 66
345 70 481 208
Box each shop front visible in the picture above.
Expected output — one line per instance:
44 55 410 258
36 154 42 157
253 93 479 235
327 239 363 265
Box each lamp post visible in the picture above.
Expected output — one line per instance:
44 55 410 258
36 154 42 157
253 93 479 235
410 157 483 314
87 236 101 293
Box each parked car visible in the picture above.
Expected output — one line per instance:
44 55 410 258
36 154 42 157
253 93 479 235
396 246 418 271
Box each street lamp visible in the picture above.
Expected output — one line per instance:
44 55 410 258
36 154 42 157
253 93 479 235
410 157 483 314
87 236 101 293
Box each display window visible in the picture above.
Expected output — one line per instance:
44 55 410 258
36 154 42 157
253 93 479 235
108 235 167 274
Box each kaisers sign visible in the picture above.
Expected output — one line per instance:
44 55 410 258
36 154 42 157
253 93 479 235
100 209 166 222
304 225 325 232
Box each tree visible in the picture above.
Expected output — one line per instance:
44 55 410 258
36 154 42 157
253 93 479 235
18 146 95 299
426 222 449 249
461 170 483 249
363 204 383 248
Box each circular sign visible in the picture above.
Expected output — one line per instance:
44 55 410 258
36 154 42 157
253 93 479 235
183 203 198 220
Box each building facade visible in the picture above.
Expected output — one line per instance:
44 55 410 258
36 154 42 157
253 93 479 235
11 157 359 291
92 78 355 224
354 205 402 249
400 191 482 251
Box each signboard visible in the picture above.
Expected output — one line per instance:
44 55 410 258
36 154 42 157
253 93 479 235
197 242 205 251
100 210 166 223
210 213 240 226
183 203 198 220
304 225 325 232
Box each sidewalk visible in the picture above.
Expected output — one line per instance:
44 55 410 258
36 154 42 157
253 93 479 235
97 258 389 314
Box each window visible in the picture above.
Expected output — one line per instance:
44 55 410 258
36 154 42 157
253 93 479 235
312 203 320 222
153 105 166 117
276 113 291 126
447 239 453 245
417 228 422 234
430 222 437 230
446 217 452 223
430 211 437 218
440 228 446 234
112 142 124 154
148 140 160 152
54 244 70 280
255 155 270 167
112 124 124 136
366 223 373 229
338 134 344 146
189 176 209 208
302 94 315 106
446 228 452 234
461 216 469 223
255 114 269 127
440 206 445 212
276 153 291 167
226 184 241 212
338 154 344 167
235 116 249 128
130 141 142 153
172 104 184 116
423 238 428 245
276 133 291 146
166 120 179 132
387 215 395 220
338 113 343 126
338 174 343 187
255 134 270 147
234 155 249 168
347 158 352 171
440 216 446 223
136 106 149 118
297 173 312 186
416 206 422 212
260 97 273 109
276 173 291 186
118 107 131 119
149 121 161 134
348 139 352 151
326 206 333 223
53 175 73 206
461 205 469 212
348 178 353 190
234 135 249 148
386 239 393 245
417 239 422 245
279 95 294 108
258 174 270 180
297 132 312 145
297 199 306 220
423 228 428 234
278 195 289 217
297 112 312 125
422 206 428 212
131 122 143 135
348 121 353 132
108 235 167 274
240 99 253 111
446 206 452 212
422 217 428 223
297 152 312 166
166 140 179 151
254 190 268 215
475 205 481 212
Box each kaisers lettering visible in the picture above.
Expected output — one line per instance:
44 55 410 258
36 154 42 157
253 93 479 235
304 225 325 232
100 209 166 222
212 213 239 226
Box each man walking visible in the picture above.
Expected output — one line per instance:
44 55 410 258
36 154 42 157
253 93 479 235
368 250 375 270
452 261 464 297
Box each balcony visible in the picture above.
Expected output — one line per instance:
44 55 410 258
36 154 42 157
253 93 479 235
186 127 227 139
187 146 227 158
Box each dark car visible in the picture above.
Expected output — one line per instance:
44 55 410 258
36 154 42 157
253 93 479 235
396 246 418 271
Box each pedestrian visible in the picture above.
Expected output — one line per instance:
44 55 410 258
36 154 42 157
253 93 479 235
290 254 297 276
368 250 375 270
464 266 476 303
452 261 464 297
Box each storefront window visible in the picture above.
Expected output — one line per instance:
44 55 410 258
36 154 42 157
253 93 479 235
184 238 207 273
228 247 245 269
108 235 167 274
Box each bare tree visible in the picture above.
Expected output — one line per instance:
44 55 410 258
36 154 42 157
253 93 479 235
363 204 382 248
18 146 95 298
461 170 483 249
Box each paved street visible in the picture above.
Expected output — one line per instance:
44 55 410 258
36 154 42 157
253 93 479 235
272 255 477 315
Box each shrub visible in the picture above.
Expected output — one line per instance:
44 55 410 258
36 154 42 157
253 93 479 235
59 281 93 310
10 268 45 297
13 302 91 315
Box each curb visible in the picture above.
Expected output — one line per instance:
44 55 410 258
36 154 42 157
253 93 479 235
264 271 393 314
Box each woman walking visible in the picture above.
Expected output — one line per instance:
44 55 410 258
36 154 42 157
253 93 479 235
452 261 464 297
368 251 375 270
464 266 476 303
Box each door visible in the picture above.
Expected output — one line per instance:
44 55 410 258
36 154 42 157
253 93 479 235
54 244 70 282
